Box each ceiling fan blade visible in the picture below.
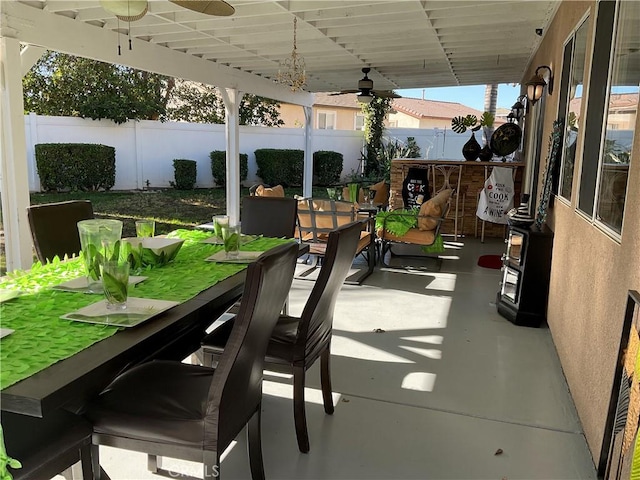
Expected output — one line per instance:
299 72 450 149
329 90 360 95
373 90 401 99
170 0 235 16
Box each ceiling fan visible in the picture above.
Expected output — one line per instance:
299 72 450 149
330 68 401 103
100 0 235 22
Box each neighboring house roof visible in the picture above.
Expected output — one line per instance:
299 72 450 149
312 92 488 120
569 92 638 115
390 97 485 120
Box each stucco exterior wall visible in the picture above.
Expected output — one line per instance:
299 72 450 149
526 0 640 465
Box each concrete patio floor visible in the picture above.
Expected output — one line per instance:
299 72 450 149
88 236 598 479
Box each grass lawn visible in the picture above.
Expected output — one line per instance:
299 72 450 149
1 186 329 275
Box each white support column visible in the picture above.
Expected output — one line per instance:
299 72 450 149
27 112 40 191
219 88 244 226
303 106 314 198
1 37 33 270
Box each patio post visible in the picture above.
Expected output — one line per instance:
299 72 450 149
1 37 33 271
219 88 244 226
303 105 313 198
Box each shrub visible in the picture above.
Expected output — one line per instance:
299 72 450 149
255 149 304 187
313 151 343 186
210 151 248 187
172 159 197 190
35 143 115 192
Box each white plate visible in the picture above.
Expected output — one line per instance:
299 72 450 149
61 297 179 328
201 234 258 245
0 328 15 339
52 276 148 294
206 250 264 263
0 290 20 303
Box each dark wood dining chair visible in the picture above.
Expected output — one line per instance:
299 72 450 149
84 242 299 480
241 195 298 238
201 221 362 453
1 409 93 480
27 200 94 263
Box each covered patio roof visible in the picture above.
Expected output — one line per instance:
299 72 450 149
0 0 560 271
3 0 559 93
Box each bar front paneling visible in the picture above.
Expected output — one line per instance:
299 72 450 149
390 159 525 239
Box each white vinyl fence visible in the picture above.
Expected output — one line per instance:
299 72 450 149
23 114 472 192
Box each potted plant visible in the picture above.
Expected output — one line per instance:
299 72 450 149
451 113 494 161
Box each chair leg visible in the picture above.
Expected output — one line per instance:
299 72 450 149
320 348 334 415
147 454 162 473
247 408 265 480
293 365 310 453
80 443 94 480
90 444 101 480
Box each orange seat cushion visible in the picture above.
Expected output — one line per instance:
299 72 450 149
417 188 452 231
376 227 436 246
255 185 285 197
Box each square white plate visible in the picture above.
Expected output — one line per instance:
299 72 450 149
0 290 20 303
0 328 15 339
52 276 148 294
206 250 264 263
61 297 179 328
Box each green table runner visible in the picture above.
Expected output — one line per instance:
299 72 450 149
0 230 291 390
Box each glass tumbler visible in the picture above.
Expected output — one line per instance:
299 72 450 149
135 219 155 238
221 224 240 259
102 261 129 311
77 219 123 293
213 215 229 239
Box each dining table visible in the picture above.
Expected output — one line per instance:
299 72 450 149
0 229 299 419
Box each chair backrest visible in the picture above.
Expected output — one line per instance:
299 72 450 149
241 196 298 238
208 242 298 449
431 164 463 197
296 221 362 358
27 200 94 263
297 199 357 242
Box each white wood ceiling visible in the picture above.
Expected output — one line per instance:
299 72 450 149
4 0 560 94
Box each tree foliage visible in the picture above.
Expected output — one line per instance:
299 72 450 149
23 52 172 124
362 96 393 178
23 51 283 126
166 81 283 126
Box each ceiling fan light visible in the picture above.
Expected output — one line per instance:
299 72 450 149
170 0 235 16
100 0 148 20
357 93 373 104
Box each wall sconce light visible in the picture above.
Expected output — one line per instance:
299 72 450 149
510 95 527 121
525 65 554 105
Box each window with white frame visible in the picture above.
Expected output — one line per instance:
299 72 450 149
355 113 365 130
317 111 336 130
557 17 589 202
578 0 638 236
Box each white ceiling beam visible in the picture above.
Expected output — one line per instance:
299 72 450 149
2 1 312 105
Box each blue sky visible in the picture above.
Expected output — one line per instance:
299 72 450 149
397 84 522 111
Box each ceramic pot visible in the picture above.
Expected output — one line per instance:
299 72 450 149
462 132 481 161
478 145 493 162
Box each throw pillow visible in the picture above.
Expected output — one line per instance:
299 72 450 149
417 188 453 231
255 184 285 197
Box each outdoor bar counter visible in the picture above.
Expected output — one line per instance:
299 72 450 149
390 159 525 239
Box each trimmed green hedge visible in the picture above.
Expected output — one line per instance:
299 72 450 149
35 143 115 192
172 159 197 190
255 149 304 187
210 151 248 187
313 150 343 186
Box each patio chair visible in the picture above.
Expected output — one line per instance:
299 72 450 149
431 164 465 241
241 196 297 238
85 242 299 480
201 221 362 453
1 409 93 480
296 198 374 285
27 200 94 263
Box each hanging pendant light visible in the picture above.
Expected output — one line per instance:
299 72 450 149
100 0 148 21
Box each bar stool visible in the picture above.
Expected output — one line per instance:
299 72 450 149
430 164 465 241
